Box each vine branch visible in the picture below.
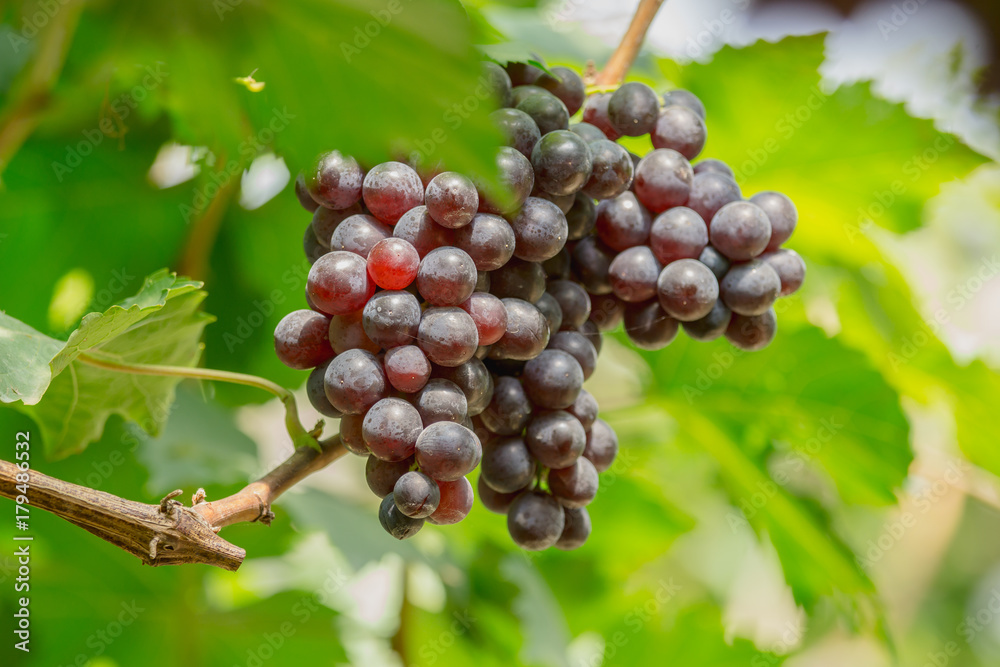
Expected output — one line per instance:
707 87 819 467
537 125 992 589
595 0 666 86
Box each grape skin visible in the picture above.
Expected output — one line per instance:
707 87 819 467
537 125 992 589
608 82 660 137
571 236 616 295
362 290 421 348
726 308 777 351
427 477 474 525
366 455 414 497
480 376 533 436
489 298 550 361
324 348 388 415
329 214 390 258
306 150 364 210
751 191 798 251
546 279 592 329
634 149 693 214
507 491 565 551
274 309 334 370
363 397 423 462
566 389 599 431
656 258 720 322
609 246 662 303
548 456 599 508
581 92 621 141
341 414 369 456
478 475 526 514
417 307 479 367
710 201 772 261
480 436 537 493
698 245 730 281
295 172 320 213
458 292 508 346
508 197 569 262
719 260 781 316
535 292 563 334
415 421 482 482
489 258 546 302
425 172 479 229
491 108 541 159
379 493 424 539
312 203 362 247
307 360 341 418
557 507 592 550
693 158 734 178
682 300 732 342
570 122 608 144
453 213 516 271
393 471 441 519
547 331 598 380
521 349 584 410
662 89 706 118
433 357 495 417
417 246 478 307
516 93 570 135
623 300 678 350
478 147 534 215
583 139 634 200
367 237 420 290
649 206 708 265
328 310 380 355
482 61 513 107
363 161 424 225
394 206 453 258
526 410 586 469
566 192 597 241
686 172 741 224
536 66 585 116
588 293 625 332
583 419 618 472
383 345 432 393
414 378 468 426
760 248 806 296
306 251 375 316
595 192 652 251
530 131 593 197
651 105 707 160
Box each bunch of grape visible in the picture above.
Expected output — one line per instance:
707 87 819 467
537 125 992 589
274 59 803 551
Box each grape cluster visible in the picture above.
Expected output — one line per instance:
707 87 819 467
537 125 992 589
276 59 804 551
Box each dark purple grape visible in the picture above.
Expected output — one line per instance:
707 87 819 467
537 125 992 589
521 349 583 410
595 192 652 251
379 493 424 539
662 89 705 118
394 206 454 258
649 206 708 265
306 150 364 210
490 259 546 302
341 414 368 456
624 300 678 350
526 410 586 469
549 456 598 508
686 172 741 224
416 421 482 481
609 246 662 303
481 437 536 493
366 454 413 497
510 84 551 107
682 300 732 342
546 279 592 329
569 122 608 144
566 192 597 240
578 319 603 355
274 310 333 370
571 236 616 295
508 197 569 262
491 108 542 159
295 172 320 213
307 360 341 418
543 247 572 280
362 290 421 349
427 477 474 525
324 349 388 414
516 93 570 135
547 330 598 380
760 249 806 296
393 471 440 518
312 203 363 247
566 389 598 430
425 172 479 229
363 397 423 462
307 251 375 315
478 475 526 514
583 140 634 200
652 105 707 160
710 201 772 261
583 419 618 472
482 61 513 107
536 66 585 115
693 158 733 178
589 294 624 333
726 309 777 351
557 507 592 550
478 147 534 215
413 378 468 425
481 376 533 435
490 298 550 361
329 214 391 258
458 292 508 346
582 92 621 140
303 225 326 263
608 82 660 137
417 246 478 307
750 191 798 251
505 60 544 85
383 345 431 393
363 161 424 224
634 149 693 213
433 357 494 417
698 245 730 280
417 307 479 367
719 260 781 316
534 292 563 334
329 310 380 355
530 131 593 197
508 490 565 551
657 259 719 321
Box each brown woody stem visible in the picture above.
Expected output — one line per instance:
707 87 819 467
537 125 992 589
595 0 666 86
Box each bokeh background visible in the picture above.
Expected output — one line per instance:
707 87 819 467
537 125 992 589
1 0 999 665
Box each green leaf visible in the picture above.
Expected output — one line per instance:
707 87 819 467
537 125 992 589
0 312 63 404
2 269 213 458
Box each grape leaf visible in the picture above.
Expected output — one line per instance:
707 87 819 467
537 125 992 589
1 269 213 458
0 313 63 405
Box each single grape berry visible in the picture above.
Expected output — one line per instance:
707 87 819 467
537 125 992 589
581 92 621 140
595 192 652 251
557 507 592 550
306 150 364 210
536 66 586 115
661 89 706 118
649 206 708 265
481 376 533 436
303 224 326 263
726 309 777 351
698 245 730 280
427 477 474 525
312 203 362 248
530 130 593 197
578 319 603 355
417 246 478 307
571 236 616 295
307 360 341 418
566 389 599 430
651 105 707 159
295 172 320 213
379 493 424 540
478 147 534 215
682 300 732 342
366 455 414 498
489 298 550 361
609 246 662 303
415 421 482 482
719 260 781 316
363 397 423 462
329 214 391 258
686 172 741 223
526 410 586 469
458 292 508 346
363 161 424 224
548 331 598 379
634 149 693 213
608 82 660 137
509 197 569 262
566 192 597 241
383 345 432 393
478 475 526 514
569 122 608 144
710 201 772 261
425 172 479 229
274 309 333 370
341 414 368 456
534 292 563 337
362 290 422 349
434 357 494 417
490 258 547 302
583 139 634 200
367 237 420 290
583 418 618 472
417 307 479 367
693 158 734 178
548 456 599 508
491 108 541 159
623 300 678 350
394 206 453 257
413 378 468 425
452 213 515 272
507 490 565 551
510 84 551 107
480 436 537 493
393 471 441 519
750 191 798 251
546 279 592 329
324 348 388 415
482 61 513 107
328 310 380 355
656 258 720 322
307 251 375 315
516 93 570 135
760 248 806 296
521 349 584 410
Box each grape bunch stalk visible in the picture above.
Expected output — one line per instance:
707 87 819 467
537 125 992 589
275 58 805 551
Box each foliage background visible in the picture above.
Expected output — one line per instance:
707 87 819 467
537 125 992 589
1 0 999 665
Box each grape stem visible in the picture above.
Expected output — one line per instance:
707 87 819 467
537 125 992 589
595 0 666 86
77 351 319 452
